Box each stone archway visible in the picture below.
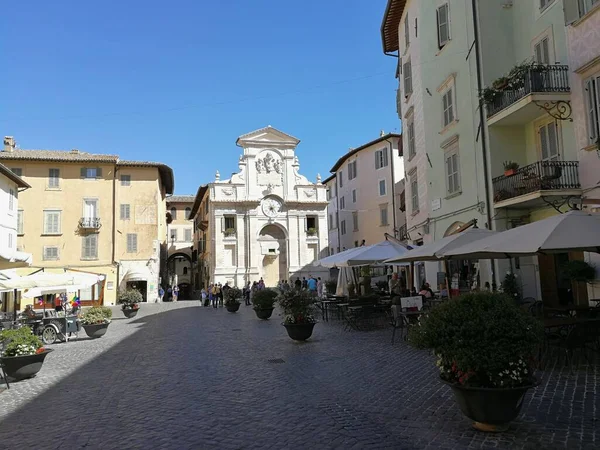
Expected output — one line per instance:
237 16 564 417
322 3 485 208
258 224 287 287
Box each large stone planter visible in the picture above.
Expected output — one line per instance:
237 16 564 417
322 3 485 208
82 322 110 339
1 349 53 381
225 302 241 313
283 322 316 341
254 308 274 320
123 308 139 319
443 378 539 432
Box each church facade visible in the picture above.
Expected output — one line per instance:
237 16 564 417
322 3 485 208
190 126 329 288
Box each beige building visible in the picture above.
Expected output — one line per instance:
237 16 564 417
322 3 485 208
325 133 406 254
0 137 174 307
166 195 195 298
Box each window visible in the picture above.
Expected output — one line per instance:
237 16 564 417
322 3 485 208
445 148 461 196
534 37 550 64
540 0 555 11
379 179 387 196
184 228 192 242
348 161 357 180
326 188 331 201
120 174 131 186
81 167 101 179
538 121 560 161
575 0 600 17
17 210 23 235
403 60 413 96
341 220 347 235
328 214 333 230
335 212 339 229
120 204 131 220
127 233 138 253
43 210 61 234
339 170 343 188
352 189 357 203
82 234 98 259
185 207 192 220
584 75 600 145
224 216 236 231
43 246 59 261
340 196 345 210
8 188 14 211
437 4 451 48
170 207 177 220
407 117 416 159
170 229 178 241
442 87 455 127
48 168 60 188
11 168 22 177
352 211 359 231
380 204 389 226
375 148 389 169
83 199 98 219
411 175 420 213
404 14 410 49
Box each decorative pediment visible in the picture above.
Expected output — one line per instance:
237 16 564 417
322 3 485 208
236 126 300 148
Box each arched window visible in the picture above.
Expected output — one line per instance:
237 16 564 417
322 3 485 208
183 267 188 275
185 207 191 220
170 207 177 220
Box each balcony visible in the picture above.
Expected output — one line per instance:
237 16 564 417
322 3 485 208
485 65 570 126
79 217 101 229
492 161 581 209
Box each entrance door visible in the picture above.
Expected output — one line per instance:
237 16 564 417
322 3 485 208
259 224 287 287
538 254 559 307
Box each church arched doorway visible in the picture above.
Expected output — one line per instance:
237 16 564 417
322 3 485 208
258 224 287 287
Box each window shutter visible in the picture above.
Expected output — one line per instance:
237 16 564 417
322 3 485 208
375 152 379 169
564 0 581 25
80 168 86 178
383 148 388 167
96 167 102 177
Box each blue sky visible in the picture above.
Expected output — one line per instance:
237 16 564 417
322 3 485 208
1 0 399 195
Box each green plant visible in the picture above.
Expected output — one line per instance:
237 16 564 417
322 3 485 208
252 288 278 310
80 306 112 325
409 292 542 388
224 228 236 236
0 327 44 357
118 289 143 310
503 161 520 171
325 279 337 295
224 287 242 306
562 260 596 282
501 272 522 303
277 290 317 324
307 227 317 236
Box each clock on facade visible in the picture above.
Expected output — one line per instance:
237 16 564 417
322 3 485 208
261 197 282 218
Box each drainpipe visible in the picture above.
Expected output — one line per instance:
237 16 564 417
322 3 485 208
112 165 118 303
471 0 497 287
385 136 398 237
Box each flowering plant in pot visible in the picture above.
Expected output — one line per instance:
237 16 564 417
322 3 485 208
277 290 317 341
224 287 242 312
0 327 53 381
503 161 519 177
409 292 543 432
80 306 112 338
118 289 142 319
251 288 278 319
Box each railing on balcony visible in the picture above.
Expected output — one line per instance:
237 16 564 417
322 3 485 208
486 65 570 118
79 217 101 229
397 223 409 242
492 160 580 203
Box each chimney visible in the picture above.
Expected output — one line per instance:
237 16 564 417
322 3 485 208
3 136 15 152
380 130 385 137
70 148 80 154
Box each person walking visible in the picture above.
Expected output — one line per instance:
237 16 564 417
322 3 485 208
307 275 317 297
211 284 218 308
201 288 207 306
244 281 251 306
172 285 179 302
216 283 223 307
301 277 308 290
294 277 302 290
258 278 265 290
158 286 165 302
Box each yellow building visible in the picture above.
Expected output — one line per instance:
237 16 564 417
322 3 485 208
166 195 195 299
0 137 174 307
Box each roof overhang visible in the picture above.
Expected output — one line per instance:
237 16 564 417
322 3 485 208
330 133 401 172
381 0 406 54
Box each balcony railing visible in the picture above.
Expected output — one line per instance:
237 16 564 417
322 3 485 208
486 65 570 118
397 223 409 242
492 160 580 203
79 217 101 229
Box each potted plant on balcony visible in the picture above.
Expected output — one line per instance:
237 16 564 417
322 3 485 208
307 227 318 237
278 290 317 341
503 161 520 177
224 228 236 237
562 260 596 305
224 287 242 312
252 288 278 319
0 327 53 381
118 289 142 319
80 306 112 338
409 292 542 432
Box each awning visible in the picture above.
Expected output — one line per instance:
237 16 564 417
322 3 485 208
0 271 104 294
0 249 33 270
123 268 150 282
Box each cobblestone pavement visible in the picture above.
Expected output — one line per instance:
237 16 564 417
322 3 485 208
0 302 598 450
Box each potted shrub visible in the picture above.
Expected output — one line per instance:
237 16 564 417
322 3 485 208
224 228 236 237
80 306 112 338
503 161 520 177
359 266 372 295
562 260 596 305
118 289 142 319
306 227 317 237
0 327 53 381
224 287 242 312
325 279 337 296
500 272 522 304
278 290 318 341
252 288 278 319
409 292 542 432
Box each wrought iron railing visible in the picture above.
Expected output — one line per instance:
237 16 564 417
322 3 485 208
486 65 570 118
397 223 409 242
492 160 580 203
79 217 101 229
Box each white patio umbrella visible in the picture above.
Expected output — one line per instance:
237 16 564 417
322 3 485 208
315 246 372 268
384 228 498 263
336 266 358 296
341 240 411 266
444 210 600 259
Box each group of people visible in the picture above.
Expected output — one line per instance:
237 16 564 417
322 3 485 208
158 285 179 302
279 275 324 297
388 272 436 300
199 282 232 308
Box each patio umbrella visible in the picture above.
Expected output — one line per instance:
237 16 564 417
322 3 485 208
384 228 498 263
341 240 411 266
443 210 600 259
315 246 373 268
336 266 357 296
